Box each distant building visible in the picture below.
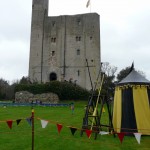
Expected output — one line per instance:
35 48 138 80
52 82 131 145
29 0 101 90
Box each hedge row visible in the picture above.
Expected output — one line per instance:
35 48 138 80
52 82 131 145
15 81 90 100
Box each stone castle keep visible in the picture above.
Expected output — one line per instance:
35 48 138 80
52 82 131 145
29 0 100 90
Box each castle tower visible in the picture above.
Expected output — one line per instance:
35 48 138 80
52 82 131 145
29 0 101 90
29 0 49 82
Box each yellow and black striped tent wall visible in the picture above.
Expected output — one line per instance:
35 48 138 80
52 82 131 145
113 85 150 135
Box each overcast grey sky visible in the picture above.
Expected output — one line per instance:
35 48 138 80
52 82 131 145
0 0 150 83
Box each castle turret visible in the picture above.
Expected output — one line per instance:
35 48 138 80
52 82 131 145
29 0 49 82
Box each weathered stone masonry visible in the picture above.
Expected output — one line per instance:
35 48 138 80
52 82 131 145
29 0 101 90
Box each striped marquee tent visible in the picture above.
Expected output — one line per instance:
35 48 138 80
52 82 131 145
113 68 150 135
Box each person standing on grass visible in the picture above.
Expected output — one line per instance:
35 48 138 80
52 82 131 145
70 102 74 115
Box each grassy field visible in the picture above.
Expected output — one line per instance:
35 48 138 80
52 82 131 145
0 101 149 150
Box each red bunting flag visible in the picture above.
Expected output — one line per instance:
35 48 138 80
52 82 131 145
6 120 13 129
85 129 92 138
117 133 125 143
57 124 63 134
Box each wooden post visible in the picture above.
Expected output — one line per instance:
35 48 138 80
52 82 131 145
32 109 34 150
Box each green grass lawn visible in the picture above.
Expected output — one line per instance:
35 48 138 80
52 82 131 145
0 101 149 150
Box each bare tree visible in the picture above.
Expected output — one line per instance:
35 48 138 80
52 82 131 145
101 62 117 77
101 62 117 98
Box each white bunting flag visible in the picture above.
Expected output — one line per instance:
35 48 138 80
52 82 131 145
99 131 109 135
134 133 142 144
41 120 48 128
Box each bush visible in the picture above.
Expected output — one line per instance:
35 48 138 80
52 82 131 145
15 81 90 100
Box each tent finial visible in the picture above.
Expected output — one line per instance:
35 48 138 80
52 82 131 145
129 62 134 73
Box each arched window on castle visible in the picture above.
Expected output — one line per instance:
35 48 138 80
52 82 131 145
51 37 56 43
77 70 80 76
54 38 56 42
76 36 81 41
52 51 55 56
77 49 80 55
52 21 56 27
77 18 81 25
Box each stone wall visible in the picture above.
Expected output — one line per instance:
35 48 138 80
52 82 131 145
15 91 59 103
29 0 100 90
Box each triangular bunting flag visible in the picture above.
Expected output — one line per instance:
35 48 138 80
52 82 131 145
16 119 22 125
6 120 13 129
99 131 109 135
41 120 48 128
70 127 77 136
117 133 125 144
134 133 142 144
57 124 63 134
85 129 92 138
26 117 32 126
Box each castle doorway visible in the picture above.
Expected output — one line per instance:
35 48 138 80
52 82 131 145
49 72 57 81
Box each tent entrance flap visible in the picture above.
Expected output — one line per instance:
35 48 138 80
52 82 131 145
121 88 137 133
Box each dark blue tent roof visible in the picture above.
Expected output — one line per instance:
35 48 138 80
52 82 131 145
118 69 150 85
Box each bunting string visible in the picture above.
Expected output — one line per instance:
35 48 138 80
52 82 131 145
36 117 150 134
0 117 149 134
0 115 149 145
